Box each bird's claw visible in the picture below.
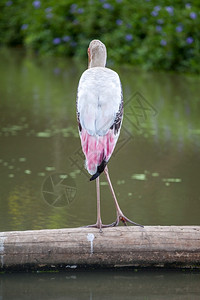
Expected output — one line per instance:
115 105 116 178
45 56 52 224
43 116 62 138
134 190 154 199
82 222 116 233
113 213 144 228
82 214 143 232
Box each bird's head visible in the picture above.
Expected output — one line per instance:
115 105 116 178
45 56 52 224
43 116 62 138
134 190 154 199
88 40 107 68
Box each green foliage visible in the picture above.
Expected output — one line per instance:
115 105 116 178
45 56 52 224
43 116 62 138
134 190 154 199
0 0 200 73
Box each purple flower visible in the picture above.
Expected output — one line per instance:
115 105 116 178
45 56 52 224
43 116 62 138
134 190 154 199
46 10 53 19
53 38 61 45
126 23 132 28
190 12 197 19
21 24 28 30
151 10 158 17
185 3 191 9
157 19 164 24
156 25 162 32
116 19 123 26
176 25 183 32
165 6 174 15
154 6 161 11
125 34 133 41
141 17 147 23
160 39 167 46
103 3 113 10
62 36 71 42
45 7 52 13
70 4 77 13
54 68 60 75
77 8 84 14
6 0 12 6
186 37 193 44
73 19 79 25
70 41 77 47
46 13 53 19
32 0 41 9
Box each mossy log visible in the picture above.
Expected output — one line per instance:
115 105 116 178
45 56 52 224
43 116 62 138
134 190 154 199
0 226 200 271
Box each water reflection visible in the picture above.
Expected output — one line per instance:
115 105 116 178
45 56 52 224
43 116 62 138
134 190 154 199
0 48 200 231
0 270 200 300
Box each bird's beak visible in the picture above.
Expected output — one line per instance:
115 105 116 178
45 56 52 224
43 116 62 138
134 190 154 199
88 47 91 68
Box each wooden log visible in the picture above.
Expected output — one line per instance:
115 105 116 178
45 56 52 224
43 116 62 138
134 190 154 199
0 226 200 271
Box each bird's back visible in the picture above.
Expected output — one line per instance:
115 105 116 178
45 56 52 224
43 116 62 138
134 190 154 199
77 67 122 136
77 67 123 178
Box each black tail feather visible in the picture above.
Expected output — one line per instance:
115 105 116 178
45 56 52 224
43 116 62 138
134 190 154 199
90 171 101 181
90 160 107 181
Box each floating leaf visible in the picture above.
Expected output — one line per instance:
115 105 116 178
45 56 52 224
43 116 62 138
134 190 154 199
162 178 182 183
25 170 31 174
131 174 146 181
45 167 56 171
152 172 159 177
36 132 51 138
19 158 26 162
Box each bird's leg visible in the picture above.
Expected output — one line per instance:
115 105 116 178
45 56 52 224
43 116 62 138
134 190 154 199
85 176 115 232
104 166 143 227
96 176 103 231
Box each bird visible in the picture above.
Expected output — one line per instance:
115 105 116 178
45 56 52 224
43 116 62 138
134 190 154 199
76 39 143 232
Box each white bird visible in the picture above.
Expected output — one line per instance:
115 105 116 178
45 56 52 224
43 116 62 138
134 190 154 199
76 40 143 231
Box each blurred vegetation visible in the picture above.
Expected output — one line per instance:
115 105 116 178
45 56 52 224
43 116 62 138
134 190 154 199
0 0 200 73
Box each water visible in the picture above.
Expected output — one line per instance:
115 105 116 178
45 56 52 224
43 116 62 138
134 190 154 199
0 48 200 297
0 48 200 230
1 270 200 300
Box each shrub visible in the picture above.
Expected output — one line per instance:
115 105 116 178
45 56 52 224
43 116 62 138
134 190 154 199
0 0 200 73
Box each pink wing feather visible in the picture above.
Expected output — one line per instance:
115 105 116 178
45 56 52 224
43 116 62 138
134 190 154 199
81 128 117 175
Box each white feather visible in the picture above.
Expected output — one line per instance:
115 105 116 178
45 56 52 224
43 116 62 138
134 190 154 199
77 67 122 136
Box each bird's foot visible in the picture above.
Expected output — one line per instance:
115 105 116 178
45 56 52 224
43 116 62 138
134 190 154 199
112 211 144 228
83 221 116 233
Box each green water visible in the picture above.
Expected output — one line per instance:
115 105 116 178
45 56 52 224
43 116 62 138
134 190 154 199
1 270 200 299
0 48 200 231
0 48 200 298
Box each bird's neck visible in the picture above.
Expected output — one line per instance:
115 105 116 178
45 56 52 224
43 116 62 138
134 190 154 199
88 55 106 68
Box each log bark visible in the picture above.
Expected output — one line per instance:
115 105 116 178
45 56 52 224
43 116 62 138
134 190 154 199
0 226 200 271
